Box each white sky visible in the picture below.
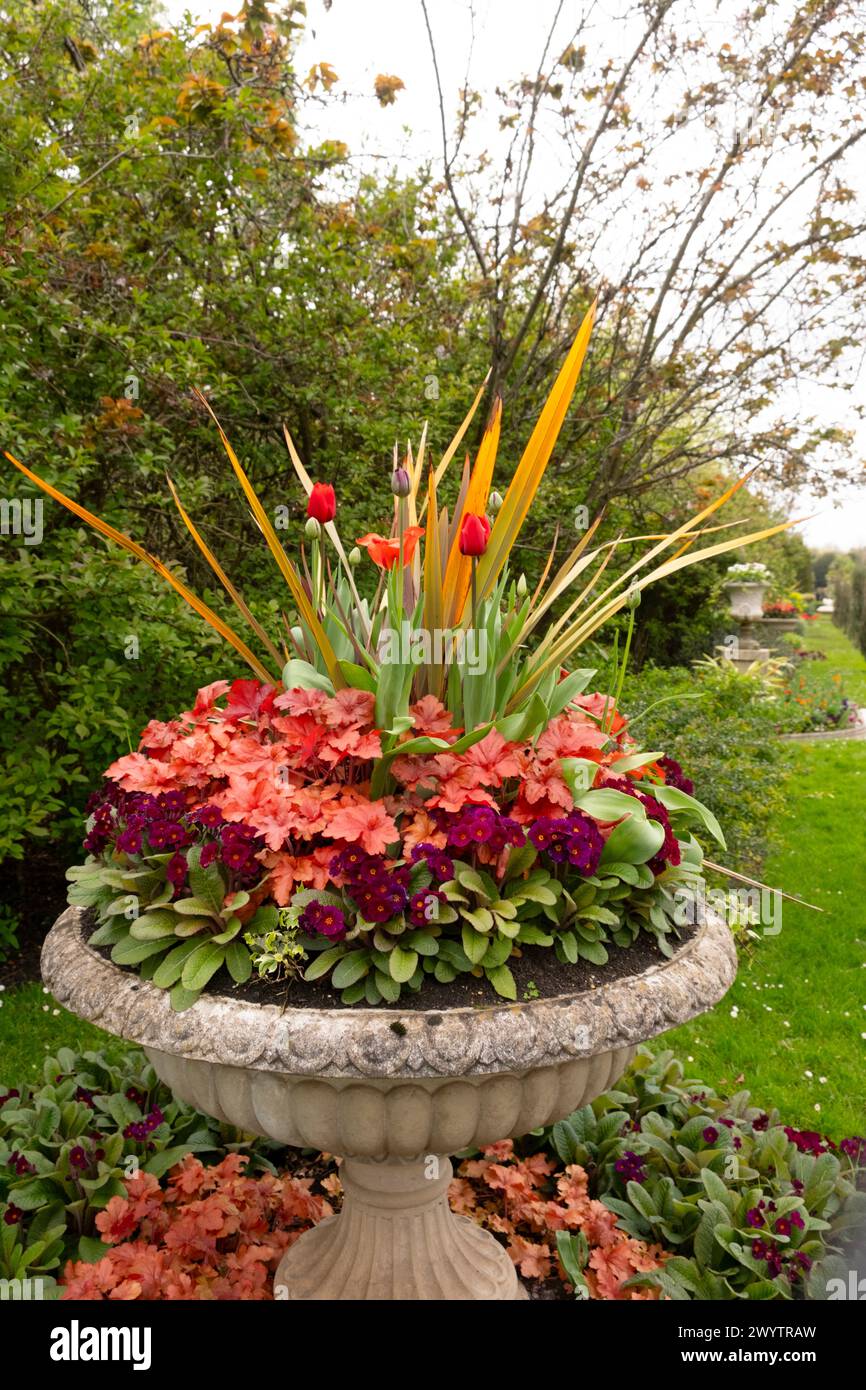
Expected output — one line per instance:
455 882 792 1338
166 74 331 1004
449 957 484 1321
163 0 866 552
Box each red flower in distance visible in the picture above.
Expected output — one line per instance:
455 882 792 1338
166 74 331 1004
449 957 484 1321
307 483 336 524
458 512 491 557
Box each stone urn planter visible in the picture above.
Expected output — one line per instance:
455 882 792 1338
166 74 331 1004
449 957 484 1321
724 580 768 622
760 616 802 635
718 581 772 670
43 905 736 1301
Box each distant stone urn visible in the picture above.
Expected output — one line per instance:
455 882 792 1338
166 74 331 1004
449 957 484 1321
43 905 736 1302
724 580 769 623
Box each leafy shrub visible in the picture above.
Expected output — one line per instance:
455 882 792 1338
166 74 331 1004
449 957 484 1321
830 552 866 658
0 906 19 965
618 663 791 872
0 1046 287 1291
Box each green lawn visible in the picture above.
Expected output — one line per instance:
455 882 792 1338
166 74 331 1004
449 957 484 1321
665 618 866 1137
0 982 121 1086
799 615 866 701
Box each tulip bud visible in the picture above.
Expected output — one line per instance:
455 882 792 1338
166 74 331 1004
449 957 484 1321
458 512 491 557
307 482 336 524
391 467 411 498
305 516 322 540
516 574 528 597
488 490 504 514
348 546 361 567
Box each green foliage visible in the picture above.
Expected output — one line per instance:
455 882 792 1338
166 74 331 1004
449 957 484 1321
829 551 866 660
244 904 307 979
0 905 20 964
0 1045 287 1281
70 845 257 1010
0 547 224 865
537 1049 866 1301
620 661 791 874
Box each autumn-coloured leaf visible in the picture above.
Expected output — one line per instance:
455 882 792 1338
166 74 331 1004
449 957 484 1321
374 73 405 106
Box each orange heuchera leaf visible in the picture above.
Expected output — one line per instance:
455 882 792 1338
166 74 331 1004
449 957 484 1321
507 1236 554 1281
324 800 399 855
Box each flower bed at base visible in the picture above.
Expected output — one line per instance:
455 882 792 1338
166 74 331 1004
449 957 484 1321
4 1047 862 1302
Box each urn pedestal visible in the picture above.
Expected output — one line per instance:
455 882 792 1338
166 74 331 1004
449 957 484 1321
42 907 736 1301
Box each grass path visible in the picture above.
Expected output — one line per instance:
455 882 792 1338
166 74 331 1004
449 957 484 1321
665 618 866 1136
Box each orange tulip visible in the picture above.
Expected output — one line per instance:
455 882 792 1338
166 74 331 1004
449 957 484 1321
356 527 424 570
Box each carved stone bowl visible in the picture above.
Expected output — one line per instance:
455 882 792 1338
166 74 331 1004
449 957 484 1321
42 906 736 1301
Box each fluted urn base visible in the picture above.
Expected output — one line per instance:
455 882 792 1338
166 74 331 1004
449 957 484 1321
274 1154 522 1301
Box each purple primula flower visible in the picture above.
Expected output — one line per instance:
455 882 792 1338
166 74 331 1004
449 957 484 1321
408 890 446 928
658 755 694 796
784 1126 829 1156
614 1150 646 1184
300 900 348 941
116 825 143 855
529 812 603 877
166 852 187 889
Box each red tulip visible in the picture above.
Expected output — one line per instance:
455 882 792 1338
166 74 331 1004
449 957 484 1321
307 483 336 524
458 512 491 557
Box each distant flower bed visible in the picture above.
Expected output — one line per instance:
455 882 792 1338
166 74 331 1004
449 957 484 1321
778 672 861 733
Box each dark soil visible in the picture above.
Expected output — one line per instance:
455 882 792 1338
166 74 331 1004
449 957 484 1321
83 909 697 1013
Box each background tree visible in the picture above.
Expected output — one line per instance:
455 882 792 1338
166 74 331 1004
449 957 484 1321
0 0 479 907
422 0 866 508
